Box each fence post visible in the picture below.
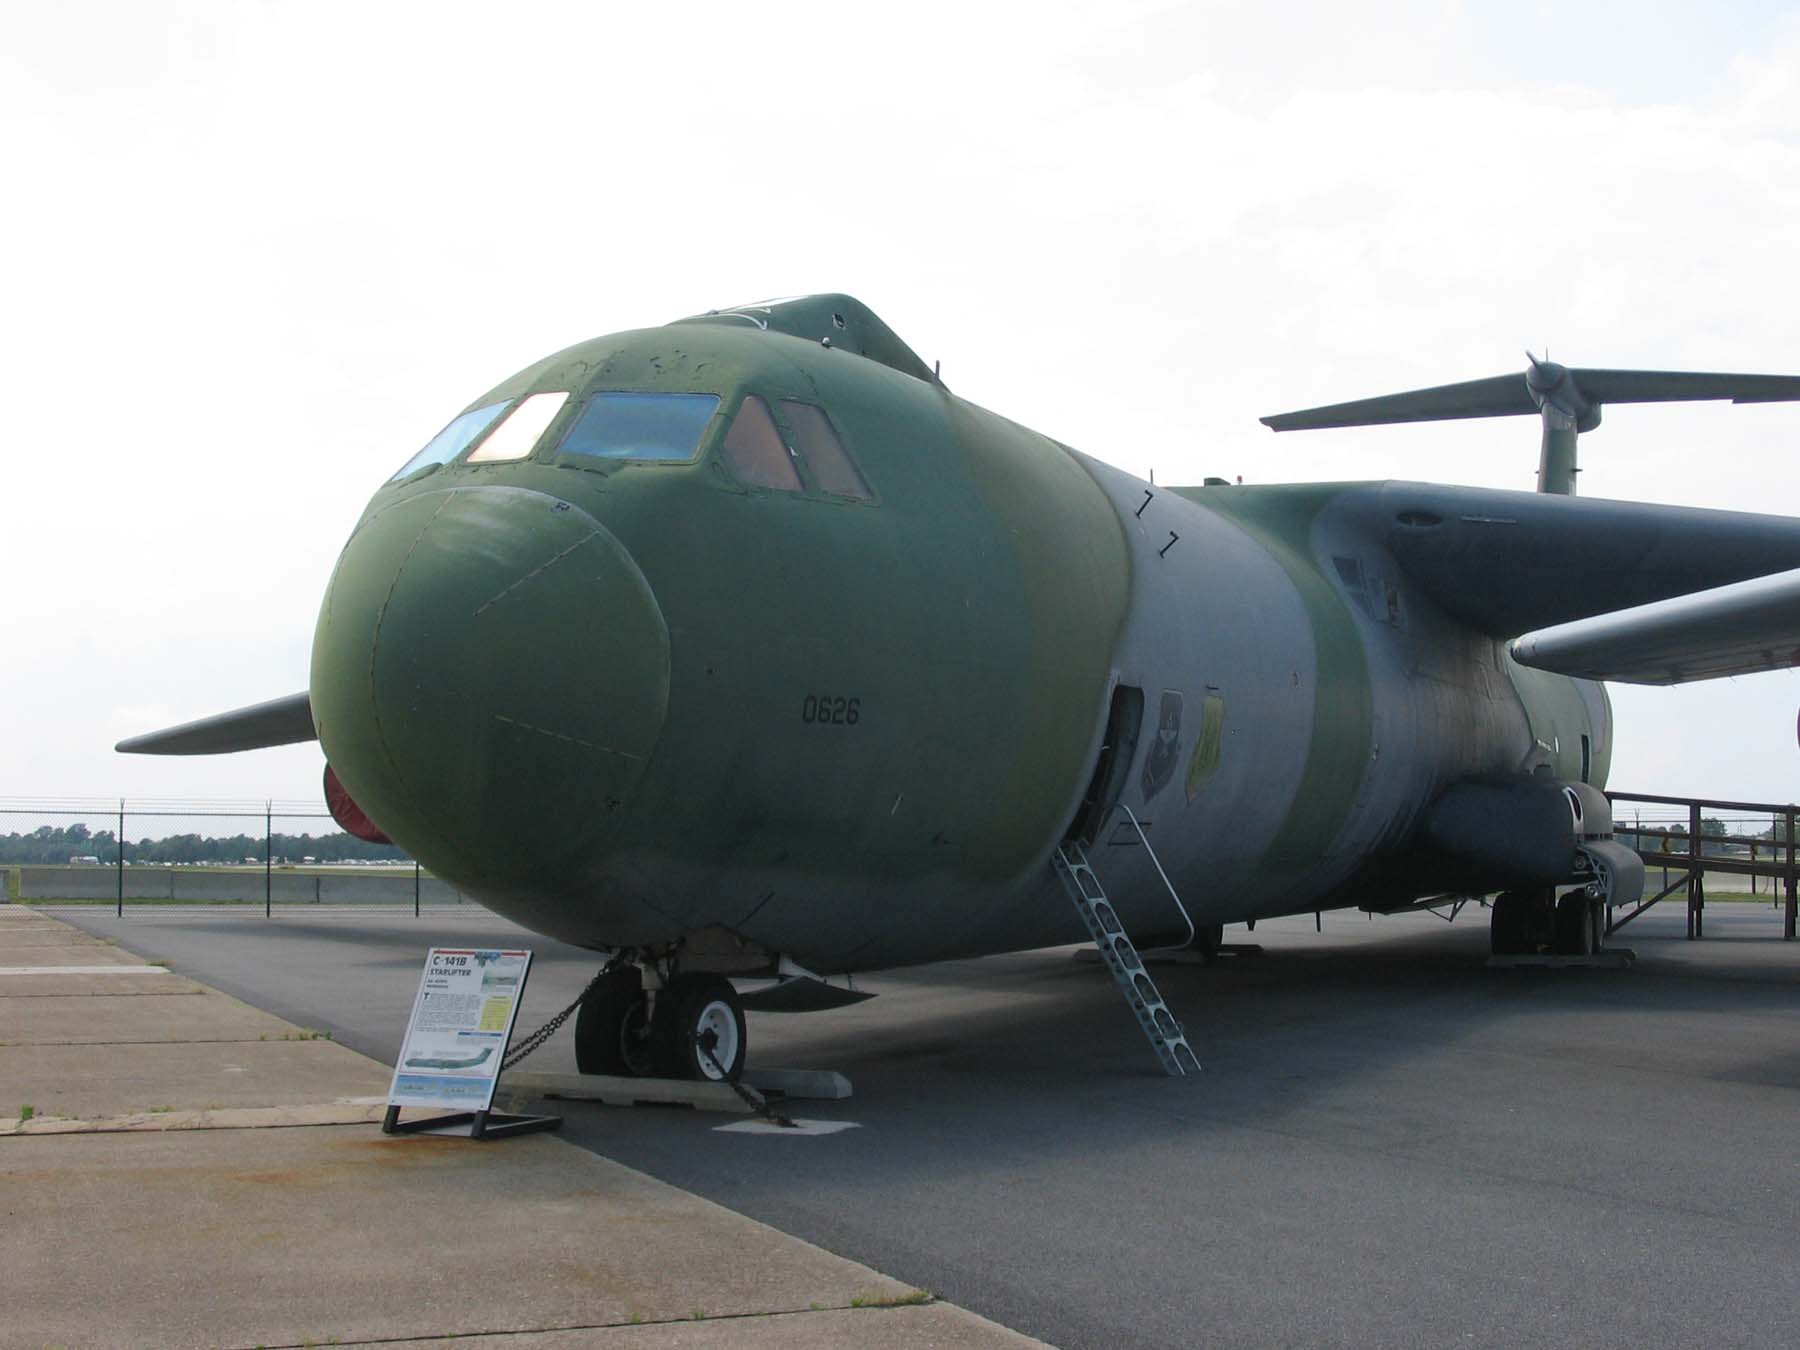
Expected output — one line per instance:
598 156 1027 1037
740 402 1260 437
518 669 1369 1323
1787 808 1797 942
116 798 125 918
264 801 273 919
1687 801 1702 939
414 861 421 918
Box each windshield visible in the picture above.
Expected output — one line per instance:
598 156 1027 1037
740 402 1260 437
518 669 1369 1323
388 400 511 481
556 392 721 463
467 391 570 462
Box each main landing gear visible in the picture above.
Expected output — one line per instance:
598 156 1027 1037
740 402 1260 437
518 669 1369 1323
1187 923 1225 960
574 963 748 1083
1490 886 1605 957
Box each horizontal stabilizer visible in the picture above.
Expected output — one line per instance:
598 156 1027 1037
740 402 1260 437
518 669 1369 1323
1570 369 1800 406
1511 570 1800 685
116 691 315 755
1263 374 1534 430
1263 367 1800 432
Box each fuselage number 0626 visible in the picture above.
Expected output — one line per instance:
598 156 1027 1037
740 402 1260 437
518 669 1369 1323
802 694 861 726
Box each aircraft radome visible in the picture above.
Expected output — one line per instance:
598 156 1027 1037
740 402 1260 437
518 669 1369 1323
121 294 1800 1081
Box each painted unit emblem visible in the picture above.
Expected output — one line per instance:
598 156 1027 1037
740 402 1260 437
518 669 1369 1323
1140 689 1184 799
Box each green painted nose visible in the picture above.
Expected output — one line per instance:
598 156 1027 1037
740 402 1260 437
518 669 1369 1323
310 485 670 884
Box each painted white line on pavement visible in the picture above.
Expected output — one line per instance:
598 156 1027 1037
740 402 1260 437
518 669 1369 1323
0 965 169 976
713 1118 862 1136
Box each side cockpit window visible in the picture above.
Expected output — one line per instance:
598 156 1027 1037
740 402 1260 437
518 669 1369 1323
718 395 874 499
388 400 511 481
557 392 721 464
780 400 870 499
721 394 803 491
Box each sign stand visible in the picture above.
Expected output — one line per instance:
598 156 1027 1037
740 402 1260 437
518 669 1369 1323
380 1101 559 1140
382 947 561 1142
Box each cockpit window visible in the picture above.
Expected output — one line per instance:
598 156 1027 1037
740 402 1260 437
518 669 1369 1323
389 400 511 481
556 392 720 463
467 391 570 463
780 400 871 499
720 394 802 491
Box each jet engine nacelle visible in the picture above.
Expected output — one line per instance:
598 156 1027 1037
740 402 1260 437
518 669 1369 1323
1420 778 1612 893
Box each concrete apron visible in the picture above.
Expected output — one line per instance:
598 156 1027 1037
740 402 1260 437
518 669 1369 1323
0 906 1042 1349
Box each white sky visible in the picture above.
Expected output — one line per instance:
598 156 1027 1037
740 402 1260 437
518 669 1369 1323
5 0 1800 813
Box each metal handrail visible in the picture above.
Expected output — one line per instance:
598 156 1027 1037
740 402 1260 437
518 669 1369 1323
1120 803 1197 951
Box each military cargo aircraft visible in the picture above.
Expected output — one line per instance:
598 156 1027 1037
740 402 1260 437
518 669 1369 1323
120 295 1800 1080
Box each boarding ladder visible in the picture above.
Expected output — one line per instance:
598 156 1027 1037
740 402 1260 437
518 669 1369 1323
1053 839 1200 1077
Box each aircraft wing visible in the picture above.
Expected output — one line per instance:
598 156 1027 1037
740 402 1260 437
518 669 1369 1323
1349 483 1800 638
1510 570 1800 685
115 691 315 755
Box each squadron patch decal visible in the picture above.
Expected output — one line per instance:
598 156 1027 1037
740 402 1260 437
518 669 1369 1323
1140 689 1183 800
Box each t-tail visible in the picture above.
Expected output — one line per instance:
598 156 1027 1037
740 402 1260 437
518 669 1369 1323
1261 359 1800 495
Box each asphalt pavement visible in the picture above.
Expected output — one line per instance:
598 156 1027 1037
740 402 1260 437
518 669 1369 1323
47 897 1800 1350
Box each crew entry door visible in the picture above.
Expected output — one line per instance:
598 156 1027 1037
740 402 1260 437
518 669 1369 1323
1066 684 1144 848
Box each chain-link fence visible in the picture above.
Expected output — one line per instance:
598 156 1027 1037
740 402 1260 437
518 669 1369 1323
0 798 472 915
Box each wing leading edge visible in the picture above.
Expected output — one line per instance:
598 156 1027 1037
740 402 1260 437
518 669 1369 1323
1342 483 1800 638
1511 570 1800 685
116 691 315 755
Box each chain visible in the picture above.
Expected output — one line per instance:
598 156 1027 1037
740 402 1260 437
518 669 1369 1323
698 1038 798 1129
501 966 609 1072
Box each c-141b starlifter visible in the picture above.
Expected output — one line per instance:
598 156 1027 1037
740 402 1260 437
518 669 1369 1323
121 295 1800 1079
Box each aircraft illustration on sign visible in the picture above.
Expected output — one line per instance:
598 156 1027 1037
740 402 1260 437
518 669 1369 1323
121 294 1800 1081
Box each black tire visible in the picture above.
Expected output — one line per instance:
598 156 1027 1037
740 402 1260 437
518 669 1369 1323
1491 891 1530 954
1553 892 1595 956
574 965 654 1077
652 973 747 1082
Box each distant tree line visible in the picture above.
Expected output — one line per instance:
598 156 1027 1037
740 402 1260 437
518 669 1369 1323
0 822 409 866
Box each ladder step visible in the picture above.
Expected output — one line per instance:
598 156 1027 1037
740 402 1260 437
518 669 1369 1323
1054 841 1199 1077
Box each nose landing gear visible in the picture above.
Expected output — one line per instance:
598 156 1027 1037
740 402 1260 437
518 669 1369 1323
574 963 747 1083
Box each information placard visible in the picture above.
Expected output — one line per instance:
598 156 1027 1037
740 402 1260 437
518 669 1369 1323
388 948 531 1111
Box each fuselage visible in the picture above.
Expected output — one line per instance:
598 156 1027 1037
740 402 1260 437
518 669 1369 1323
310 297 1610 971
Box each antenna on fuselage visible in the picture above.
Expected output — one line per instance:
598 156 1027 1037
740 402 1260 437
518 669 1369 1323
1260 360 1800 495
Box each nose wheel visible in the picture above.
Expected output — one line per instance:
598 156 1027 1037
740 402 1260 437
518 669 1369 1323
653 973 747 1082
573 964 656 1077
